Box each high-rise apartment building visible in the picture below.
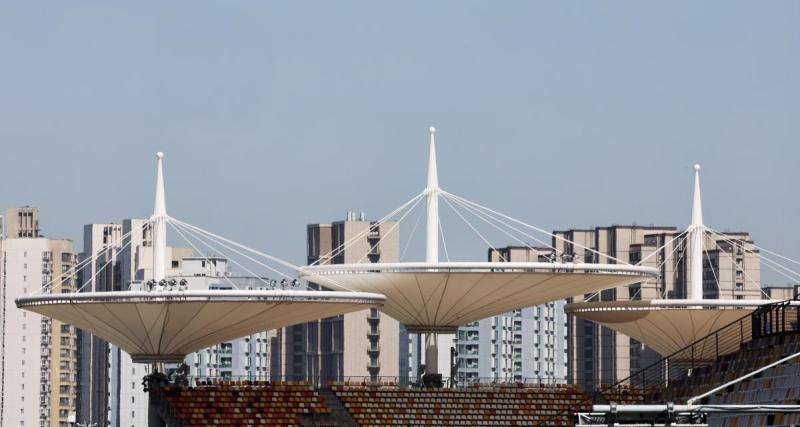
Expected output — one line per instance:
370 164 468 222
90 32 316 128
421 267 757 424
0 207 79 427
454 246 568 383
76 223 122 427
274 212 401 383
763 285 798 301
555 225 762 389
5 206 40 238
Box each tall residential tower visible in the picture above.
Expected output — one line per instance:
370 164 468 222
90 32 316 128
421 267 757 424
0 207 79 427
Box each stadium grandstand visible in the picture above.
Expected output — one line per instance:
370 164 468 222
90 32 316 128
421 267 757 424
144 298 800 426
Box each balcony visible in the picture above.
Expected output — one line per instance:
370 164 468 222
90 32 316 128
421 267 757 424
367 330 380 338
367 344 381 354
367 230 380 239
366 361 381 370
367 311 381 321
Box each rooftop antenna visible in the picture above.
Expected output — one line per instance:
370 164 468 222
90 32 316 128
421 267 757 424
153 152 167 282
688 164 704 300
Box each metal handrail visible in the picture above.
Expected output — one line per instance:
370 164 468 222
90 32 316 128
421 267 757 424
588 299 800 406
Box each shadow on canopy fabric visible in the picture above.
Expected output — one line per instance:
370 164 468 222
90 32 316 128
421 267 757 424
17 290 384 363
565 299 765 358
301 262 656 333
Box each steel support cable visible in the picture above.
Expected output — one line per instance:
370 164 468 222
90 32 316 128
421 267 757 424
167 217 333 287
704 244 722 293
704 229 790 298
167 217 300 274
169 221 273 289
705 227 800 281
72 220 150 294
443 191 566 254
33 221 146 295
442 190 630 265
401 204 425 260
310 191 426 266
635 230 689 267
585 231 688 302
658 231 689 299
443 192 556 254
438 211 451 262
666 236 689 299
745 241 800 269
757 255 800 284
169 218 357 293
356 193 424 264
167 221 246 290
440 195 507 262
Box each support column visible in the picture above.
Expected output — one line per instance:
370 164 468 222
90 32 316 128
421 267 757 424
152 152 167 282
425 333 438 375
688 164 704 300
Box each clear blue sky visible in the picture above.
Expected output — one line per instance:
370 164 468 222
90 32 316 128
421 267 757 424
1 2 798 283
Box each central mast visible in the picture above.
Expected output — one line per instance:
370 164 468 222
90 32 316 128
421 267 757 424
425 127 439 263
152 152 167 283
424 127 441 377
688 164 704 300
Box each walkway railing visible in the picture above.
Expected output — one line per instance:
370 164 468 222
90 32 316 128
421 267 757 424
171 374 572 389
533 299 800 426
596 299 800 405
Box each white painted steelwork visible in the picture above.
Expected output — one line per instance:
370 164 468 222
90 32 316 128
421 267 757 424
302 262 657 333
14 152 389 364
152 152 167 283
16 290 384 363
565 299 786 358
689 164 704 300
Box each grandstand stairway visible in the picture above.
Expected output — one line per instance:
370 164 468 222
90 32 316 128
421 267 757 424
315 387 359 427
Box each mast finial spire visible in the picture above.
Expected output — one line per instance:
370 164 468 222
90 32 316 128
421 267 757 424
427 127 438 191
688 163 704 300
153 152 167 281
425 126 439 263
691 163 703 229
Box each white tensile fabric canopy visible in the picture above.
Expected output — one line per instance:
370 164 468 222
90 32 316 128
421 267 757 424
300 262 657 332
16 290 384 363
565 300 770 359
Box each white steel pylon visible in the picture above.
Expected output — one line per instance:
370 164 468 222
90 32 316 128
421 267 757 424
152 152 167 283
688 164 705 300
424 126 441 375
425 126 439 264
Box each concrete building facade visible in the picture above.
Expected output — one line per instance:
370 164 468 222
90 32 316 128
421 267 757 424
76 223 122 427
0 207 79 427
274 213 402 383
